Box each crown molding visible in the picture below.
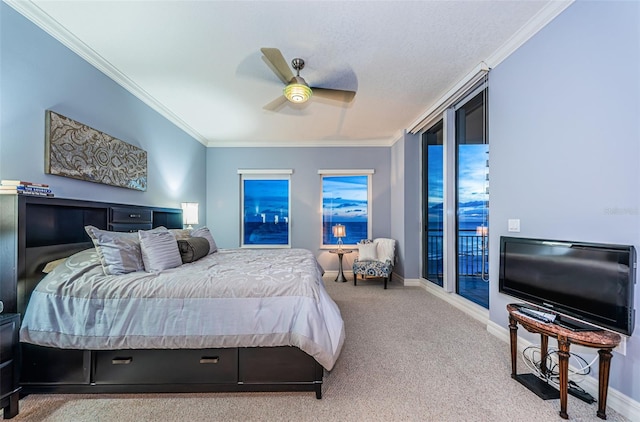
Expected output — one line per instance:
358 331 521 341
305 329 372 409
484 0 574 68
205 137 396 148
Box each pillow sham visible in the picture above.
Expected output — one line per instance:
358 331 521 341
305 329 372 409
85 225 145 275
357 242 378 261
177 237 210 263
138 226 182 272
191 226 218 254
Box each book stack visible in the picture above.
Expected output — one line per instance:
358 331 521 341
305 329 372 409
0 180 54 197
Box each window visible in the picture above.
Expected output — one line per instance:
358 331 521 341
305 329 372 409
319 170 373 248
238 170 292 247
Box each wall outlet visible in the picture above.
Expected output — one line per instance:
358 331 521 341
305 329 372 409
508 219 520 232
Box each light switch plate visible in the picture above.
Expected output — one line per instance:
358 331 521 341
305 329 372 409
508 219 520 232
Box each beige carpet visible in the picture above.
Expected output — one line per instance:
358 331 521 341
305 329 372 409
3 276 631 421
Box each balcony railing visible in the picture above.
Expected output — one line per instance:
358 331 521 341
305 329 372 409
426 231 488 278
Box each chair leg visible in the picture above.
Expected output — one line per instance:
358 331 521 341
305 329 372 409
384 276 388 289
354 274 358 285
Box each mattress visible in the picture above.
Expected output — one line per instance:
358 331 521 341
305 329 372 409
20 247 345 370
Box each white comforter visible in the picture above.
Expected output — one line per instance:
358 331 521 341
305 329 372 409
20 248 345 370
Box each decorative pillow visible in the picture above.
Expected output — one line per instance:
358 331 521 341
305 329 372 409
85 225 145 275
138 226 182 272
191 227 218 254
375 238 396 263
357 242 378 261
177 237 210 263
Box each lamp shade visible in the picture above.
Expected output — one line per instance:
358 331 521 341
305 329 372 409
332 224 346 239
181 202 199 228
476 225 488 236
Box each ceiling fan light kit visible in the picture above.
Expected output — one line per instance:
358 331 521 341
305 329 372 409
284 81 312 103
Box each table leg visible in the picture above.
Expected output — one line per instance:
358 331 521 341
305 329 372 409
334 252 347 283
509 315 518 378
557 336 570 419
540 334 549 376
597 349 613 419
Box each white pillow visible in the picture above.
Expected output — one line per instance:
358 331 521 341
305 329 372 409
375 238 396 263
191 226 218 254
138 226 182 272
357 242 378 261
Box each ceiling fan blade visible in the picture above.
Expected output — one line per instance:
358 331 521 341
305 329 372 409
260 48 294 85
311 88 356 103
263 95 289 112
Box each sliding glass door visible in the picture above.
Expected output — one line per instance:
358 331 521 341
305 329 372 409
456 91 489 307
422 122 444 286
422 88 489 309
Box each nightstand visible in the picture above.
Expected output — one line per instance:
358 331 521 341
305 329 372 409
329 249 352 282
1 314 21 419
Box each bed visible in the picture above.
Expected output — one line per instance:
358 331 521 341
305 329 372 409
1 195 344 398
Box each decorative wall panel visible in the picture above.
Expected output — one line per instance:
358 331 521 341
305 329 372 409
45 111 147 191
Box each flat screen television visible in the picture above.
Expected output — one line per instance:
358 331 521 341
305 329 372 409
499 236 636 336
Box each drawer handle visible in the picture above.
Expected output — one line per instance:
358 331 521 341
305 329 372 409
199 356 220 364
129 214 141 219
112 357 133 365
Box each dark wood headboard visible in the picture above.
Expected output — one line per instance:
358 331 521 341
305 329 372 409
0 196 182 316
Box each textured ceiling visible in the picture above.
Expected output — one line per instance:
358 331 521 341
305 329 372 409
8 1 572 147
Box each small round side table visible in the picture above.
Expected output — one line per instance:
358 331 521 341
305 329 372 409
329 249 352 282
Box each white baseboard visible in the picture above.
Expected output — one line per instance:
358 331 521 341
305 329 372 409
406 278 489 325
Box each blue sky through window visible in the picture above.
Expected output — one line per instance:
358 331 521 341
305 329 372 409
322 175 369 245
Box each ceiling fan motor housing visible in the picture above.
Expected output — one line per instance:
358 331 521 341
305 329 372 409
291 58 305 73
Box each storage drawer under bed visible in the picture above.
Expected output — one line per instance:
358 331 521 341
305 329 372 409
93 349 238 384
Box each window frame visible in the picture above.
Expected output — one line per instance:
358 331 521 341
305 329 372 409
238 169 292 248
318 169 374 249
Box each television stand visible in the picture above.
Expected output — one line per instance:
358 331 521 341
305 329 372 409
507 304 621 420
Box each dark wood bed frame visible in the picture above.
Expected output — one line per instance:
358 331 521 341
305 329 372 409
0 195 323 398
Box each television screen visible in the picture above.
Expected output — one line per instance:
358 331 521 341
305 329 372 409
499 236 636 336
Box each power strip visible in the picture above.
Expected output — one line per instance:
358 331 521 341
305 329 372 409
568 385 595 404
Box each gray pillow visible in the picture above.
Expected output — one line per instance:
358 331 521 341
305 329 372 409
191 227 218 254
177 237 210 263
85 225 145 275
138 227 182 272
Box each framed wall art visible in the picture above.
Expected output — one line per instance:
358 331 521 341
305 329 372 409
45 110 147 191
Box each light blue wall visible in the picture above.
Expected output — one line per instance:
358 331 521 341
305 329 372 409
0 3 206 214
391 131 421 280
489 0 640 400
205 147 391 272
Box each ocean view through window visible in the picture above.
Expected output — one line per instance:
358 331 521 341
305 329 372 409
239 170 291 247
320 171 373 247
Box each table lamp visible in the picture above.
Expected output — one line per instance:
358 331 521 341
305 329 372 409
181 202 199 229
332 224 346 250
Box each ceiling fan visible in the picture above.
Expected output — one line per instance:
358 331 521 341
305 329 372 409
261 47 356 105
